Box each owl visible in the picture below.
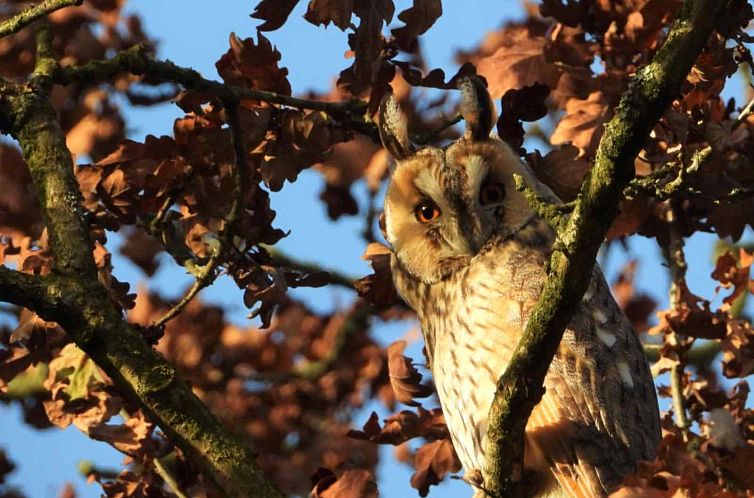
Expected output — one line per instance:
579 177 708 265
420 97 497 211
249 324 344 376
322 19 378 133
379 77 660 498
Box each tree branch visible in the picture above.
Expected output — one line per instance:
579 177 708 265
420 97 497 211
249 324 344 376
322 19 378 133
483 1 729 496
0 0 83 39
0 28 284 498
51 44 463 146
52 44 377 138
266 247 357 291
252 302 371 382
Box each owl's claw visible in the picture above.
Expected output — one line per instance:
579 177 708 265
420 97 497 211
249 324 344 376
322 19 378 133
462 469 490 495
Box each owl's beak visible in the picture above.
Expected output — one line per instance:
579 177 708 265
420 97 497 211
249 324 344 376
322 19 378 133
458 212 485 253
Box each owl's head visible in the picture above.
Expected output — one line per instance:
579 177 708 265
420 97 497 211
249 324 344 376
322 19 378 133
380 77 557 284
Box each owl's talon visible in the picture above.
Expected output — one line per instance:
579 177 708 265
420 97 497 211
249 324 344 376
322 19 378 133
463 469 486 489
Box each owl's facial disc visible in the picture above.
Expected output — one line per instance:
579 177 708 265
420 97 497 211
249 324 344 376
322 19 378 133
383 148 476 283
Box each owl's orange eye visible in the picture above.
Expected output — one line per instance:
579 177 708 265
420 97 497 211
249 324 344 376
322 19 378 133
414 200 441 223
480 182 505 205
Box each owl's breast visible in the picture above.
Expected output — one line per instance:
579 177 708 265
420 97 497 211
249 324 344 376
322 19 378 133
419 250 545 473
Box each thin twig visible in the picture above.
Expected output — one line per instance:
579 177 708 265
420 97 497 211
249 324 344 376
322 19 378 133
733 88 754 129
151 103 248 329
513 174 569 231
0 0 83 39
149 191 179 238
154 456 189 498
251 303 371 382
265 247 356 291
412 114 462 144
666 204 691 438
623 146 754 204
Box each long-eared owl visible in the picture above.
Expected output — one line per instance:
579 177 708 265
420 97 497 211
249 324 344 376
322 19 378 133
379 77 660 498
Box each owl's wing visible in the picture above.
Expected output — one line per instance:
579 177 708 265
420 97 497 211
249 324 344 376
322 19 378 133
524 266 661 498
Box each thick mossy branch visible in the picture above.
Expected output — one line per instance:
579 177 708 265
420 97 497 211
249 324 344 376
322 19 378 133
0 30 284 498
483 1 729 497
0 0 83 39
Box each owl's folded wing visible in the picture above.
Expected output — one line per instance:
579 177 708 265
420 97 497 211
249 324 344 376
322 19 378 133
524 267 661 498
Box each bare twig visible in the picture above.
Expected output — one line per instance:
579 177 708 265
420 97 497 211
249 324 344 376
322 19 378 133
0 0 83 39
623 146 754 204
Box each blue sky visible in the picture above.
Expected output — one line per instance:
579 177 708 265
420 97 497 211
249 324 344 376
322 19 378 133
1 1 746 497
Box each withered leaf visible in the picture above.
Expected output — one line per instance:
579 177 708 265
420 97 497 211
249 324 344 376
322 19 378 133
0 347 36 392
387 340 433 406
48 343 106 402
497 83 550 150
87 410 153 456
721 319 754 378
310 464 378 498
551 91 611 156
320 184 359 220
711 249 753 312
354 242 400 308
393 61 477 90
539 0 589 27
476 36 560 99
410 439 461 497
97 469 164 498
338 1 386 96
0 143 43 240
243 266 288 328
651 284 727 340
348 407 448 445
43 343 121 431
251 0 301 31
118 228 163 276
391 0 442 51
526 145 589 201
216 33 291 99
305 0 354 30
9 309 60 353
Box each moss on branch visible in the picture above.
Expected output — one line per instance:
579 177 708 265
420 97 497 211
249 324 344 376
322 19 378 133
0 0 83 39
483 1 730 496
0 29 284 498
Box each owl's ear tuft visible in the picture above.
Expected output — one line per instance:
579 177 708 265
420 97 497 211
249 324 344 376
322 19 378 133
378 93 416 160
458 76 495 141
